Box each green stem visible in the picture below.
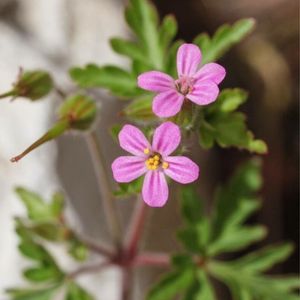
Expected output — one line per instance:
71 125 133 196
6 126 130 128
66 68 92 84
10 120 69 162
0 90 16 99
85 131 122 250
186 105 202 132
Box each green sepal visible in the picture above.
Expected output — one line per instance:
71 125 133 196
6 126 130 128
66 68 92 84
0 70 53 101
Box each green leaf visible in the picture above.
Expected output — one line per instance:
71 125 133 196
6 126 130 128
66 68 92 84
23 266 63 283
30 223 65 241
199 89 267 154
18 240 51 262
15 188 53 222
110 38 146 62
211 159 263 241
159 15 178 50
125 0 163 70
208 225 267 256
229 243 294 274
50 192 64 218
180 186 204 225
177 219 211 254
209 261 300 300
147 269 194 300
194 18 256 64
171 254 194 268
66 282 94 300
69 64 140 98
7 285 60 300
68 236 88 261
200 111 267 154
207 88 248 113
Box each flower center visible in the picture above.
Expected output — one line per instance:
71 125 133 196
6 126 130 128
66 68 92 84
144 149 169 170
175 76 194 96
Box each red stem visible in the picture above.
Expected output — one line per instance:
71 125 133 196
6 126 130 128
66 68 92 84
133 252 170 268
68 260 110 279
125 199 148 258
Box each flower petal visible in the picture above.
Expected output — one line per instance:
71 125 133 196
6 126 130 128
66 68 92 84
194 63 226 84
142 171 169 207
152 90 184 118
187 80 219 105
152 121 181 156
138 71 174 92
177 43 202 77
164 156 199 184
119 125 150 156
112 156 146 183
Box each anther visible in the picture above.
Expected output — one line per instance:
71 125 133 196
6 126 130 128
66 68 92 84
162 162 169 169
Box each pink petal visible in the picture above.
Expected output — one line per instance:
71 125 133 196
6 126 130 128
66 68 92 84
112 156 146 183
194 63 226 84
177 43 202 77
187 80 219 105
152 121 181 156
142 171 169 207
164 156 199 184
137 71 174 92
119 125 150 156
152 90 184 118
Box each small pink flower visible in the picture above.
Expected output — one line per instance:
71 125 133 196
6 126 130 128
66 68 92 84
138 43 226 118
111 121 199 207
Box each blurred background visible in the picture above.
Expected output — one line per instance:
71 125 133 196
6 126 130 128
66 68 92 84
0 0 298 299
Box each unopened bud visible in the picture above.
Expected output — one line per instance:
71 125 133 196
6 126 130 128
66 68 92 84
58 94 97 130
0 70 53 101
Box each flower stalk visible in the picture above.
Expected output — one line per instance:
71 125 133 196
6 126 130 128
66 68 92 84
85 131 123 250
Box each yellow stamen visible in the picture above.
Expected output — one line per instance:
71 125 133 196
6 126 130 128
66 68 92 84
154 155 160 161
149 158 154 163
162 162 169 169
144 148 150 154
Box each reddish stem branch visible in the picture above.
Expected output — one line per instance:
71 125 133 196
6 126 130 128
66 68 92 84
125 199 148 257
133 252 170 268
86 132 122 250
68 260 110 279
121 267 132 300
79 235 114 258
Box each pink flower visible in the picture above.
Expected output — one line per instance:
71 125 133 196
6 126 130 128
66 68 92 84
111 122 199 207
137 43 226 118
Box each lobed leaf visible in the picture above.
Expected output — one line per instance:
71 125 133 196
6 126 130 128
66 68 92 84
69 64 140 98
194 18 256 64
66 282 94 300
229 243 294 274
147 269 194 300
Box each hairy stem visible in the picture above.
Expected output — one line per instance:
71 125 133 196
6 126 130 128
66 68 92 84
121 267 132 300
68 260 110 279
186 105 202 132
125 198 148 257
134 252 170 267
78 235 114 258
85 131 122 250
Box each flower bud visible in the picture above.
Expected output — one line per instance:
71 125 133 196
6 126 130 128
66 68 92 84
0 70 53 101
58 94 98 130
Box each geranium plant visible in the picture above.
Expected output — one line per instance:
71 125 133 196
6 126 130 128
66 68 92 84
1 0 298 299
